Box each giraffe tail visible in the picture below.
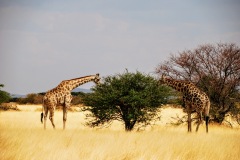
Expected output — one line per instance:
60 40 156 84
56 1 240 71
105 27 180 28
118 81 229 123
41 112 43 123
205 116 209 133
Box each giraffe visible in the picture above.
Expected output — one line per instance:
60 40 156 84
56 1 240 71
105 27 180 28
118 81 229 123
41 73 100 130
160 75 210 133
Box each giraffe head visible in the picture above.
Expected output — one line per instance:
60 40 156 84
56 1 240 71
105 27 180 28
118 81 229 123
159 74 167 84
93 73 101 85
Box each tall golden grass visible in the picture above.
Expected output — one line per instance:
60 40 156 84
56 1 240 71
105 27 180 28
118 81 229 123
1 105 240 160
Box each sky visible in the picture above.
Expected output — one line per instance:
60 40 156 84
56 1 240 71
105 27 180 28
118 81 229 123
0 0 240 95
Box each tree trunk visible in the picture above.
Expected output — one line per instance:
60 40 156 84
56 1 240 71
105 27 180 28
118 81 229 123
212 102 234 123
124 119 136 131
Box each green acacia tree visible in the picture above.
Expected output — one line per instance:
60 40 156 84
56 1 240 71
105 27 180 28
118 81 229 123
83 71 172 131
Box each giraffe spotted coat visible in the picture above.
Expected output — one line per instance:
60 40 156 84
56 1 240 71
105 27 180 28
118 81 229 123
161 75 210 133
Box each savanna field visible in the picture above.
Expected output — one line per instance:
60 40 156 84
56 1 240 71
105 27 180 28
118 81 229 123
1 105 240 160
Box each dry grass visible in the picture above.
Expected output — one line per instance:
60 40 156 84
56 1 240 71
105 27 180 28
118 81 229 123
1 105 240 160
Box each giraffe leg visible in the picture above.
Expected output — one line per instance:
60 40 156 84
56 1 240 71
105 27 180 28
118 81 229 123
63 106 68 130
49 108 56 129
186 104 192 132
187 111 192 132
63 96 72 130
196 112 202 132
205 101 210 133
44 108 48 130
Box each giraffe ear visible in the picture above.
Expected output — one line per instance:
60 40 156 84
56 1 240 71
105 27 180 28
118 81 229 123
96 73 100 76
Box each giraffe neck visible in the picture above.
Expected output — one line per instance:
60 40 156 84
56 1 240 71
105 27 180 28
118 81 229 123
63 75 96 91
162 77 189 93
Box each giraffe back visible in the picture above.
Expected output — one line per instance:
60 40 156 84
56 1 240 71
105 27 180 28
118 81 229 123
43 83 72 107
185 86 209 111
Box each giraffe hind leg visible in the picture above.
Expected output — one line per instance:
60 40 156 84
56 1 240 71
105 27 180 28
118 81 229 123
195 113 202 132
49 116 55 129
49 109 56 129
44 109 48 130
187 111 192 132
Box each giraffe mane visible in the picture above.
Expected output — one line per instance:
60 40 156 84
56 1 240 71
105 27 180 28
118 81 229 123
65 75 96 81
165 77 195 85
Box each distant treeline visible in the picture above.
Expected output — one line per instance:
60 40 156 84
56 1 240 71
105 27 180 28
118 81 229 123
10 92 87 105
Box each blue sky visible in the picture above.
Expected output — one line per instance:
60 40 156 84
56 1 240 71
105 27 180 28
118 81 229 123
0 0 240 94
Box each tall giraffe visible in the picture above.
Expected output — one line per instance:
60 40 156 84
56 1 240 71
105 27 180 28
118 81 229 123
160 75 210 133
41 73 100 130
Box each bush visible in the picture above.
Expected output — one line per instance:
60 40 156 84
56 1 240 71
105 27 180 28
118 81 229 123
71 92 86 105
17 93 43 104
83 71 172 131
0 84 11 104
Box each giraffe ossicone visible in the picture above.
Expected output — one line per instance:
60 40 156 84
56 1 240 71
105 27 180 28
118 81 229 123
160 75 210 133
41 73 100 130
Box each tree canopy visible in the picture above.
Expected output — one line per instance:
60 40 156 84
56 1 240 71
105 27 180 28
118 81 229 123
83 71 172 131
